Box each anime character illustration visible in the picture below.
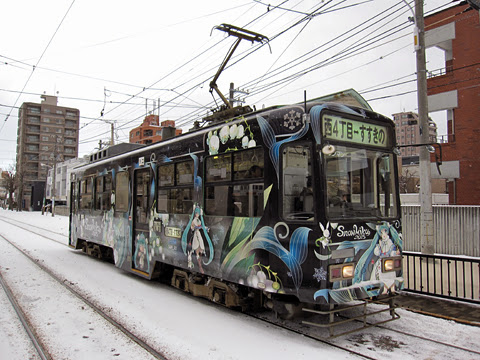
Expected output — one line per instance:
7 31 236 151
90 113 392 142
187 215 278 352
354 222 402 294
134 233 149 271
181 204 214 274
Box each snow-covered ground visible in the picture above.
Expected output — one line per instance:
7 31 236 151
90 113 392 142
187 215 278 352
0 208 479 359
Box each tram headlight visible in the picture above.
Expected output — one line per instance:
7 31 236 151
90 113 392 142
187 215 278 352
329 263 355 282
382 257 402 273
384 259 394 272
342 264 354 278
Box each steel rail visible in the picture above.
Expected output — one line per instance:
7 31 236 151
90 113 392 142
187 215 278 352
0 271 50 360
0 232 169 360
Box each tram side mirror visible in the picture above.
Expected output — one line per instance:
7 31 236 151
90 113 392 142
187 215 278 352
322 144 336 155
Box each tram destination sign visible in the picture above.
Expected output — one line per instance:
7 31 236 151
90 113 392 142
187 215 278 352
322 114 390 148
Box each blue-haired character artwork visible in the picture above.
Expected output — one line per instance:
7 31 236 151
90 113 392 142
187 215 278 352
181 204 214 274
354 222 402 294
134 233 149 271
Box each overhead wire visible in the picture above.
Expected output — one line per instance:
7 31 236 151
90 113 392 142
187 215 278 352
170 0 413 127
0 0 76 135
71 0 450 146
242 0 410 93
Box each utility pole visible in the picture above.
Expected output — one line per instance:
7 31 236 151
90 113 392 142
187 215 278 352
51 135 62 218
110 122 114 145
415 0 434 254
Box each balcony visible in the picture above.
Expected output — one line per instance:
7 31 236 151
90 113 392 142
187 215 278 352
427 64 453 79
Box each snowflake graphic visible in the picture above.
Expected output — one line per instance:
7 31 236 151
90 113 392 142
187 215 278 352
212 234 219 245
359 109 367 118
283 110 301 130
313 267 327 282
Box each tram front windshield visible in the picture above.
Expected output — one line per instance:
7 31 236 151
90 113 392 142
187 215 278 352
325 145 398 220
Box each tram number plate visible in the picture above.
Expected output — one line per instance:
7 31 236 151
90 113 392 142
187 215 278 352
165 226 182 238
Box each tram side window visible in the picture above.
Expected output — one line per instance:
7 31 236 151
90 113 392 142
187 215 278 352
157 161 193 214
281 144 314 221
115 171 129 212
205 148 264 217
80 177 93 210
95 174 112 211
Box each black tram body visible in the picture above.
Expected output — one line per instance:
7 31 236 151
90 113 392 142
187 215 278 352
69 94 403 309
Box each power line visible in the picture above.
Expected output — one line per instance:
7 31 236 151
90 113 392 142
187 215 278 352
0 0 76 135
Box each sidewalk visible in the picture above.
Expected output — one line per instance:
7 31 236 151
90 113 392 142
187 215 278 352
392 291 480 326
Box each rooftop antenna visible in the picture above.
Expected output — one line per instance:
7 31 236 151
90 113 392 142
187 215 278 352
209 24 269 109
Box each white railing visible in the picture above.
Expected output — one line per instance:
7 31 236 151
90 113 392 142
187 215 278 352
402 205 480 257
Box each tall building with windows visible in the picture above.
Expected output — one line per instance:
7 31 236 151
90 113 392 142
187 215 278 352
16 95 80 210
392 111 437 161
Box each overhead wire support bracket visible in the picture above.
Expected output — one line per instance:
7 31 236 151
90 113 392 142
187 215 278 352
209 24 269 109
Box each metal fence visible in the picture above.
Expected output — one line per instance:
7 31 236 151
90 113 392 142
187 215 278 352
403 252 480 304
401 205 480 258
401 205 480 303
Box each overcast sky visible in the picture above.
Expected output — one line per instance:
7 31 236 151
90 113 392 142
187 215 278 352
0 0 455 170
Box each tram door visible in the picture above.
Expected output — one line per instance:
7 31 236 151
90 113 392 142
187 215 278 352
133 168 151 273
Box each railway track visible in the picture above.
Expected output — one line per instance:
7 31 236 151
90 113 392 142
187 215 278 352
1 213 479 359
246 311 379 359
0 231 169 360
247 306 480 359
0 271 50 360
0 215 68 246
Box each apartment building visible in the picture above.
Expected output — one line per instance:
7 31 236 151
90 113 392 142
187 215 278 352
16 95 80 210
392 111 437 161
425 1 480 204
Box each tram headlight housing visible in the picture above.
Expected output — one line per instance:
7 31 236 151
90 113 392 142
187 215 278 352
382 257 402 273
329 263 355 282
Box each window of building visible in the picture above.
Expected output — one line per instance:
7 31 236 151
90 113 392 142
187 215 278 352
28 107 41 114
158 160 193 214
144 129 153 137
56 110 63 115
27 125 40 133
205 147 264 217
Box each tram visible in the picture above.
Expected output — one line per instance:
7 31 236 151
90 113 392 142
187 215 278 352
69 89 403 317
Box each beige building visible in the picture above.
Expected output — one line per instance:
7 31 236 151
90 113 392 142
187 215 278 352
16 95 80 210
392 111 437 159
